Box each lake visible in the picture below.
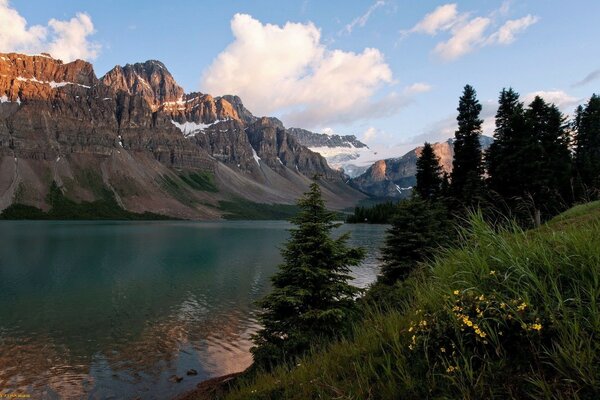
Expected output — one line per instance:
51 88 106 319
0 221 387 399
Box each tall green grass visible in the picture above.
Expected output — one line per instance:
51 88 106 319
225 203 600 399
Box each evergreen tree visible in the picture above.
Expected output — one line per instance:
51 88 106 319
379 198 448 284
451 85 484 206
252 181 365 369
415 142 443 200
525 96 572 220
574 94 600 195
487 88 527 198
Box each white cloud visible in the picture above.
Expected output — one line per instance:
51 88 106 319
202 14 418 128
0 0 99 61
486 15 539 45
404 82 432 95
341 1 386 35
434 17 491 61
407 3 459 36
403 3 538 61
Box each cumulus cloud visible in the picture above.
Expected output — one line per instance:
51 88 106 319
341 0 386 35
403 3 539 61
0 0 99 61
202 14 421 128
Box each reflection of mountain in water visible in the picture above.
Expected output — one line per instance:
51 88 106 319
0 221 387 399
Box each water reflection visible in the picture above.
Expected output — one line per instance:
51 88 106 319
0 221 387 399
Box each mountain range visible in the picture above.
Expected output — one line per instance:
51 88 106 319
0 52 496 218
0 53 364 219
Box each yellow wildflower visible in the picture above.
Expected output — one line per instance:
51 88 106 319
453 290 460 295
517 302 528 311
489 270 496 276
531 323 542 331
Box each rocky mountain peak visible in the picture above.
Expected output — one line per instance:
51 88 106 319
0 52 100 106
101 60 184 111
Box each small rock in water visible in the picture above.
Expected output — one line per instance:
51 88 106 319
169 374 183 383
186 369 198 376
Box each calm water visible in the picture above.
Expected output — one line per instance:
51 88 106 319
0 221 387 399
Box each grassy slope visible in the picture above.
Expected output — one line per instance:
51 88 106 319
225 201 600 399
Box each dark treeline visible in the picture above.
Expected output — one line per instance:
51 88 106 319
346 201 398 223
355 86 600 289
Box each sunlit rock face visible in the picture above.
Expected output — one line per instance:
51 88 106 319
0 52 365 217
349 137 493 198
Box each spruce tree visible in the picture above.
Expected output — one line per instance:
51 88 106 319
451 84 484 207
487 88 527 199
415 142 443 200
251 181 365 369
574 94 600 195
525 96 572 220
379 198 447 284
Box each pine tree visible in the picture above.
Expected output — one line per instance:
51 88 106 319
415 142 443 200
251 181 365 369
379 198 448 284
574 94 600 195
451 85 484 207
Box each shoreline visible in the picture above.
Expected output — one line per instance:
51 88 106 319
173 372 243 400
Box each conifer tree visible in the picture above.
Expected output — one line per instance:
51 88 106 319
451 85 484 206
251 181 365 369
525 96 572 220
574 94 600 194
379 198 447 284
415 142 443 200
487 88 527 199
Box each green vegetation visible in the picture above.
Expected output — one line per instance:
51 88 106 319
415 142 444 201
225 203 600 399
450 84 485 207
251 182 365 369
574 94 600 196
221 87 600 399
378 198 450 284
178 171 219 193
0 181 172 220
219 198 299 220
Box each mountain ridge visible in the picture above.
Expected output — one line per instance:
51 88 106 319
0 52 364 219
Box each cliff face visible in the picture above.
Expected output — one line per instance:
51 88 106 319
0 52 364 218
350 137 493 198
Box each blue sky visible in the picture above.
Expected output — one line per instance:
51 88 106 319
3 0 600 158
